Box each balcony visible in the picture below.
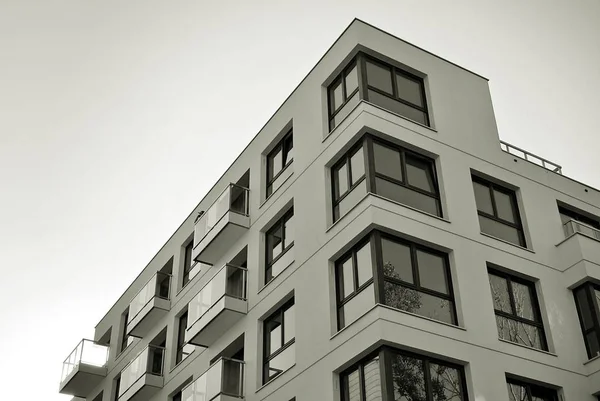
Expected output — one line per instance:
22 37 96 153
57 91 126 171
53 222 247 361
500 141 562 174
126 272 171 338
557 220 600 277
117 345 164 401
59 339 109 397
186 264 247 347
181 357 245 401
193 184 250 265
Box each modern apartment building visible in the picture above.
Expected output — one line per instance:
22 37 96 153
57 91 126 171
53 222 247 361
58 19 600 401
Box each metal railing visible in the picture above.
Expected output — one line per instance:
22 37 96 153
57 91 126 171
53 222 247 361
118 345 165 398
128 271 171 325
61 339 109 383
563 219 600 241
181 357 245 401
187 264 247 331
500 141 562 174
194 183 250 243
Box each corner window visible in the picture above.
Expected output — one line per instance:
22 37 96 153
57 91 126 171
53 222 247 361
506 378 558 401
340 347 468 401
328 60 360 130
263 299 295 384
332 144 366 221
472 176 526 247
573 282 600 359
488 269 547 350
267 129 294 197
266 208 294 283
335 230 457 330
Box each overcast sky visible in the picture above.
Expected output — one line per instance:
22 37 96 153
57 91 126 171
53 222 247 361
1 0 599 400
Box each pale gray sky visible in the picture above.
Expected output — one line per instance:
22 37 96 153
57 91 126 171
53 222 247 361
1 1 599 400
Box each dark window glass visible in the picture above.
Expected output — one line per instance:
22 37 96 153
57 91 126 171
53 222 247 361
381 238 413 283
332 144 366 221
472 176 525 247
373 142 403 181
266 209 294 283
573 282 600 359
172 392 182 401
488 270 547 350
405 154 435 193
114 377 120 401
506 378 558 401
264 300 295 384
345 65 359 95
328 60 360 130
366 60 393 94
267 130 294 197
396 73 424 107
559 206 600 229
176 311 194 364
120 311 132 353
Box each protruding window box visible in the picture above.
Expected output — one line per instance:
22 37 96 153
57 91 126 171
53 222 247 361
193 184 250 265
558 220 600 269
182 357 245 401
59 339 109 397
117 345 164 401
185 264 247 347
126 272 171 338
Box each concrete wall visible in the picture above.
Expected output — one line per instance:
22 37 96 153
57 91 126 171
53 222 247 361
82 19 600 401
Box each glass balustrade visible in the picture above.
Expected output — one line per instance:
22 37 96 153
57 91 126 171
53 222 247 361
181 357 245 401
61 339 109 383
118 345 164 399
128 272 171 324
187 264 247 329
194 184 249 242
563 219 600 241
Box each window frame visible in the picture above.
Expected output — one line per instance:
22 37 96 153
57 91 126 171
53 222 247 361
328 59 360 130
182 241 194 288
263 298 295 384
506 377 558 401
266 129 294 197
472 175 526 247
265 208 295 284
331 140 367 221
175 310 193 364
487 268 548 351
573 281 600 359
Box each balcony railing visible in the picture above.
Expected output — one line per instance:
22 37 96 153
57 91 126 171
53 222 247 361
118 345 164 399
61 339 109 384
500 141 562 174
194 183 249 243
181 357 245 401
128 272 171 324
187 264 247 329
563 219 600 241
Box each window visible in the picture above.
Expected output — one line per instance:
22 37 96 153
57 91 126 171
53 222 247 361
120 310 133 353
573 282 600 359
506 378 558 401
172 392 182 401
472 176 526 247
263 299 295 384
559 205 600 240
182 241 194 287
335 230 457 330
328 60 360 130
176 311 194 364
332 135 441 222
113 377 121 401
267 129 294 197
488 269 547 350
265 208 294 283
340 347 468 401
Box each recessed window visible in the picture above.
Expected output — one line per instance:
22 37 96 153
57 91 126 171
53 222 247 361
472 176 526 247
335 230 457 330
340 347 468 401
506 378 558 401
488 269 547 350
267 129 294 197
266 208 294 283
328 60 360 130
573 282 600 359
263 299 295 384
176 311 195 364
182 241 195 288
120 310 134 354
332 135 441 222
559 205 600 240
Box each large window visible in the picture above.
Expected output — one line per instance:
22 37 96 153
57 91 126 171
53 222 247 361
332 135 441 222
266 208 295 283
573 282 600 359
263 299 295 384
506 378 558 401
267 129 294 197
335 230 457 330
472 176 526 247
327 53 429 131
341 347 468 401
487 269 547 351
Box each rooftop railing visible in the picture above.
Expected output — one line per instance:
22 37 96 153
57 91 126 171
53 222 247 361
61 339 109 383
181 357 245 401
563 219 600 241
118 345 164 399
194 183 249 243
128 271 171 324
500 141 562 174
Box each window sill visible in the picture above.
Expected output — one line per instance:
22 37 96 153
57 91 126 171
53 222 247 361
480 232 534 254
260 165 294 209
377 303 466 331
584 354 600 366
498 338 556 357
369 192 450 224
362 100 438 134
258 259 295 295
255 363 297 394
